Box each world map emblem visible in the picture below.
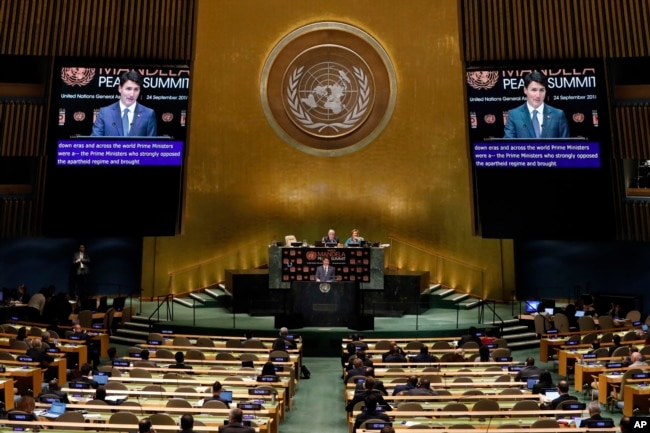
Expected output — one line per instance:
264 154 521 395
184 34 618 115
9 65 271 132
261 22 396 156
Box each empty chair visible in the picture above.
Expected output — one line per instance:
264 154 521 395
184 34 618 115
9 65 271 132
511 400 539 410
449 424 474 429
102 307 115 335
566 334 581 344
494 374 511 383
0 351 15 361
497 424 521 429
461 341 479 349
142 384 166 392
453 376 473 383
490 348 511 358
578 316 596 332
500 388 523 395
148 332 164 344
432 340 451 349
553 313 570 333
105 381 128 391
149 413 176 426
174 386 197 396
239 353 259 362
612 345 630 357
461 389 483 400
622 331 638 342
640 345 650 356
77 309 93 329
167 398 192 408
185 349 205 360
534 314 551 336
109 411 140 427
592 347 609 358
225 339 243 348
242 339 267 349
284 235 297 246
203 399 229 409
154 348 175 359
530 419 560 428
56 410 86 429
405 341 424 350
173 336 192 346
598 315 615 330
86 399 110 412
163 372 180 379
600 332 613 343
397 402 424 411
492 338 508 348
215 352 237 360
9 339 28 350
269 350 290 360
129 368 152 378
374 340 392 350
581 332 598 344
28 327 42 337
626 310 642 322
442 402 469 412
195 337 214 347
472 399 500 412
408 424 433 429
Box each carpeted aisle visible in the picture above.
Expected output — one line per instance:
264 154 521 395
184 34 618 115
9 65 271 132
280 357 348 433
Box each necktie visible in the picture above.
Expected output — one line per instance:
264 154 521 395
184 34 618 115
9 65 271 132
531 109 541 138
122 108 130 136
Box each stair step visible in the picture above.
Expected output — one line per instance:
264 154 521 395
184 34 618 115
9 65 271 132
173 297 194 308
501 325 530 334
507 339 541 349
460 299 484 309
451 294 469 303
110 335 147 346
205 288 230 299
504 332 538 341
431 288 455 298
114 328 149 338
189 293 206 303
486 318 520 327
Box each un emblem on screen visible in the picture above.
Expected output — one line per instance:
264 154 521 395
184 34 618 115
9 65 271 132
261 22 396 156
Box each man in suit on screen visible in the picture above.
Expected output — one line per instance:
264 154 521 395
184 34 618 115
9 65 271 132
503 70 569 139
91 70 157 137
315 257 335 282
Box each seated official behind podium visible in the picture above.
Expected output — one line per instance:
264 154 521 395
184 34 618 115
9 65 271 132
315 258 335 282
322 229 339 245
345 228 365 246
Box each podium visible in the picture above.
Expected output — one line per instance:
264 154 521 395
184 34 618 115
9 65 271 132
291 281 359 327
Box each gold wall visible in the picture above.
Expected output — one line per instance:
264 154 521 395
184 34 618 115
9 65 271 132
141 0 515 300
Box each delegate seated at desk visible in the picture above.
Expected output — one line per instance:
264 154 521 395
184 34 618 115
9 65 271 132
315 258 335 282
322 229 339 245
344 228 364 246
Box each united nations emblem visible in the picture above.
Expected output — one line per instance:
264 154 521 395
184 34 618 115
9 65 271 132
261 22 396 156
319 283 331 293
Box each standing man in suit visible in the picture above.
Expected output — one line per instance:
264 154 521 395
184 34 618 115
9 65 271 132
72 244 90 302
504 70 569 139
322 229 339 244
91 70 157 137
315 257 336 282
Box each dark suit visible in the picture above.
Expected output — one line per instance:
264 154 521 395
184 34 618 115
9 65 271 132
392 382 416 395
544 393 577 410
410 353 439 363
315 265 335 282
504 103 569 138
322 236 339 244
218 423 255 433
345 390 392 413
353 410 390 430
91 102 157 136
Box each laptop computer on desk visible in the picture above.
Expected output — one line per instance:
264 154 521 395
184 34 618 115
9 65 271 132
39 401 67 419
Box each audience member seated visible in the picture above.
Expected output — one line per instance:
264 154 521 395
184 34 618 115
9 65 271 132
584 400 612 422
94 385 107 402
540 380 576 410
168 351 193 371
139 417 155 433
219 407 255 433
440 348 466 362
39 379 69 403
70 322 101 368
354 368 387 396
135 349 157 367
345 358 367 383
346 377 392 413
203 380 230 407
381 341 405 361
383 346 407 364
410 345 438 363
608 335 623 356
532 370 555 395
480 328 497 346
474 345 493 363
179 413 197 433
392 376 418 396
515 357 542 382
78 363 99 388
628 351 648 367
261 361 277 377
353 394 391 431
16 327 27 342
10 391 38 421
406 378 437 396
272 327 297 351
41 331 57 349
458 326 482 347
